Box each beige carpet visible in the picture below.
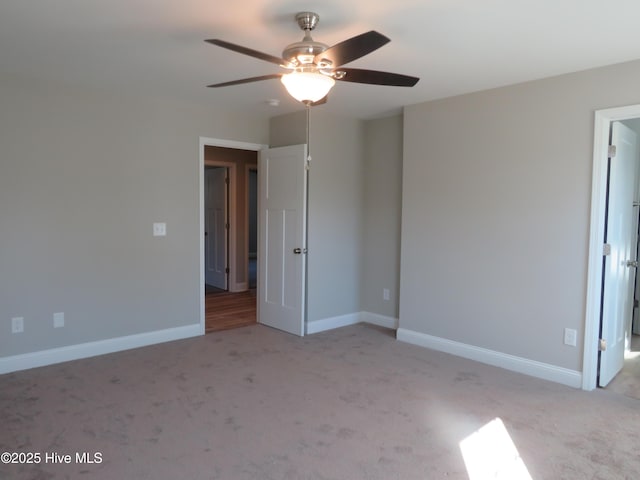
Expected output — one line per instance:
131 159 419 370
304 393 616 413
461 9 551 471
1 323 639 479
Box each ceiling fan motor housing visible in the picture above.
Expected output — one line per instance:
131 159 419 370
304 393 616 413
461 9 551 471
282 39 329 66
282 12 330 67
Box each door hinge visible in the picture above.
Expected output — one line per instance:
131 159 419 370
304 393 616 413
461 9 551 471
599 338 607 351
603 243 611 256
225 177 229 185
608 144 617 158
225 222 229 230
225 267 229 274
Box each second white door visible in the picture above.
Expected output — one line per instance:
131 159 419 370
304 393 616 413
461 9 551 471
205 167 228 290
599 121 639 386
258 144 307 336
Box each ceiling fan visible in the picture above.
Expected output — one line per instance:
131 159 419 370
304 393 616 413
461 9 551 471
205 12 419 105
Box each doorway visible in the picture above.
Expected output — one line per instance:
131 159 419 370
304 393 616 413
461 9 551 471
584 105 640 390
199 137 264 333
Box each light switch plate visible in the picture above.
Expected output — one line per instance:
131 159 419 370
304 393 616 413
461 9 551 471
564 328 577 346
53 312 64 328
153 222 167 237
12 317 24 334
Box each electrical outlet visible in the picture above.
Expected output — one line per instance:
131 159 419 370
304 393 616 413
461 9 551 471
564 328 577 347
153 222 167 237
53 312 64 328
11 317 24 334
383 288 390 301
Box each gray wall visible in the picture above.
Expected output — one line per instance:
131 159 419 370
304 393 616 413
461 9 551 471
0 76 268 358
270 110 365 322
400 59 640 371
361 115 403 318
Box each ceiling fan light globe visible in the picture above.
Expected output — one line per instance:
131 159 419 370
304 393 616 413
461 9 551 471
281 72 335 103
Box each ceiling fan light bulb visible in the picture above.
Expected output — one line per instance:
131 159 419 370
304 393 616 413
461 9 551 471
281 72 335 103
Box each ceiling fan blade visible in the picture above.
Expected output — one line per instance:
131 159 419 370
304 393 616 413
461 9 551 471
335 68 419 87
207 74 283 88
315 31 390 67
205 39 286 67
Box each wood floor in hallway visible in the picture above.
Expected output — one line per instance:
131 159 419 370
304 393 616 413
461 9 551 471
205 289 257 332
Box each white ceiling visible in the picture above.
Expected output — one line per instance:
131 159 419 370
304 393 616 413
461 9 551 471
2 0 640 120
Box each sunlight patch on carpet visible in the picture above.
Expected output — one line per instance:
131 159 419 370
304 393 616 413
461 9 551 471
624 350 640 360
459 417 532 480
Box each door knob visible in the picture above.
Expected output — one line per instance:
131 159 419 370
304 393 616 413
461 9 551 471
626 260 638 268
293 248 307 254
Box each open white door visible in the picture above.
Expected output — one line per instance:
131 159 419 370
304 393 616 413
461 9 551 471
204 167 228 290
258 144 307 336
599 121 639 386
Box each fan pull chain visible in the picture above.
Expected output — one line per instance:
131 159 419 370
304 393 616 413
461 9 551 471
306 104 311 166
307 104 311 168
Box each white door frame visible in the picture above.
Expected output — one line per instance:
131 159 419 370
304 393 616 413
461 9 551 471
199 137 267 334
583 104 640 390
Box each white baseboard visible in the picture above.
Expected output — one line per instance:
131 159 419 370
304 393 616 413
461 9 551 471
0 324 202 375
230 282 248 293
306 311 399 334
361 312 399 329
307 313 361 334
396 328 582 388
